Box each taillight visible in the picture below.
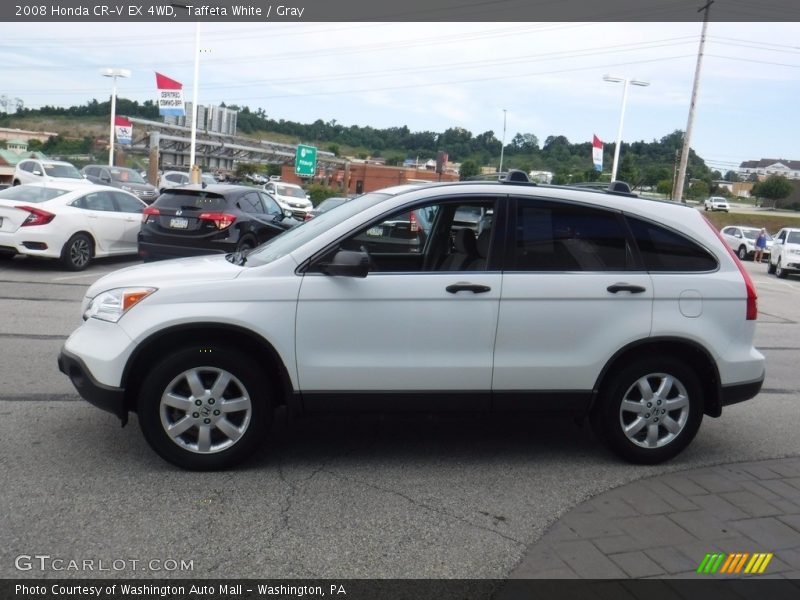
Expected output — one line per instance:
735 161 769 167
142 206 160 223
199 212 236 229
410 212 418 232
704 216 758 320
19 206 55 227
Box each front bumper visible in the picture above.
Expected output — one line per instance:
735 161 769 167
58 348 127 423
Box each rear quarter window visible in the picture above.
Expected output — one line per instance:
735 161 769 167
627 216 718 272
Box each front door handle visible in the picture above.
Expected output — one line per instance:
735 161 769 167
446 283 491 294
607 283 647 294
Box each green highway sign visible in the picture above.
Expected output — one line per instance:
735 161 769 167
295 144 317 177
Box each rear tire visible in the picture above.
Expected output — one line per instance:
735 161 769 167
592 357 704 464
767 259 776 274
137 345 272 470
60 233 93 271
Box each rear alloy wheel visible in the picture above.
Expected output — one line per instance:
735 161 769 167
593 357 703 464
60 233 93 271
776 258 788 279
737 246 748 261
137 345 271 470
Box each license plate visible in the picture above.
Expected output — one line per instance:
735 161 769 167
366 227 383 237
169 217 189 229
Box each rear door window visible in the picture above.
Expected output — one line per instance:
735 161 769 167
511 199 630 272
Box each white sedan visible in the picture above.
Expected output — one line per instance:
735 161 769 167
0 182 146 270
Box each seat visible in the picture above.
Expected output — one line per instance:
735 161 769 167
468 229 491 270
439 228 478 271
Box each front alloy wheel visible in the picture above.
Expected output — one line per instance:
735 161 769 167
593 357 703 464
160 367 253 454
138 345 271 470
737 246 748 261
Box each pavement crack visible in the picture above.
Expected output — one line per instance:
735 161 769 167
322 470 525 547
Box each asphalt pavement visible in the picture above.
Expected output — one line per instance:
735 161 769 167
0 255 798 581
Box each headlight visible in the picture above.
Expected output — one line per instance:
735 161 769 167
83 287 157 322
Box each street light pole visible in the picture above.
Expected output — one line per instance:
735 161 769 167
498 108 507 173
189 22 201 182
603 74 649 182
101 68 131 167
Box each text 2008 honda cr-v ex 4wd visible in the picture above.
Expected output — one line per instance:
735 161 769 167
58 177 765 470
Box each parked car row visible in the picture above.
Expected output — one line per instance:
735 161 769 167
0 181 305 270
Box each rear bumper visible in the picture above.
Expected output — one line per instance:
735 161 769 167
720 376 764 408
58 348 127 422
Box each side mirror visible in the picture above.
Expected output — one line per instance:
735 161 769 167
321 249 369 278
33 170 42 176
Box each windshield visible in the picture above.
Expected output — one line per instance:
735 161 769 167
202 174 217 185
0 186 71 203
247 192 393 267
742 229 771 241
43 163 82 179
110 168 146 184
277 185 306 199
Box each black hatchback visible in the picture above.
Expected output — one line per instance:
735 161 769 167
138 184 299 261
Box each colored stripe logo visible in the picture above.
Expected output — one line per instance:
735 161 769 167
697 552 773 574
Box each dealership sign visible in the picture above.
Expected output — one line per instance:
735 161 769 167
155 72 185 117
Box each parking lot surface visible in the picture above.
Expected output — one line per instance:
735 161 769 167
1 255 798 579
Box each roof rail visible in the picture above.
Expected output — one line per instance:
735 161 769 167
465 169 534 184
567 180 638 198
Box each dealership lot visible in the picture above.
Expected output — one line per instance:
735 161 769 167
1 254 799 578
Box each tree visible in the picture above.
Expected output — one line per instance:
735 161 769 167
656 179 673 197
686 181 709 200
459 159 480 180
724 170 741 182
617 153 639 186
752 175 793 209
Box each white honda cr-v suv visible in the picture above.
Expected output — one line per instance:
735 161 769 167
59 175 765 470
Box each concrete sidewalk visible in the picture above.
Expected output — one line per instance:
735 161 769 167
510 457 800 579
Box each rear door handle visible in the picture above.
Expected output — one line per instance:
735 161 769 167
607 283 647 294
446 283 491 294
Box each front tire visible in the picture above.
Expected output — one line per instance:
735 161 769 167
137 345 271 470
60 233 93 270
776 258 788 279
592 357 704 464
737 246 748 261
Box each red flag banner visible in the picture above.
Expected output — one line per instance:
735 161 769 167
155 72 185 116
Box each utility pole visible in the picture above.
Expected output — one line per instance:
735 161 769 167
674 0 713 203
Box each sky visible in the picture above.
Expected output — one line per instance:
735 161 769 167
2 20 799 174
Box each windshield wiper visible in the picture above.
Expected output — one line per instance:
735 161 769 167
225 251 248 266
